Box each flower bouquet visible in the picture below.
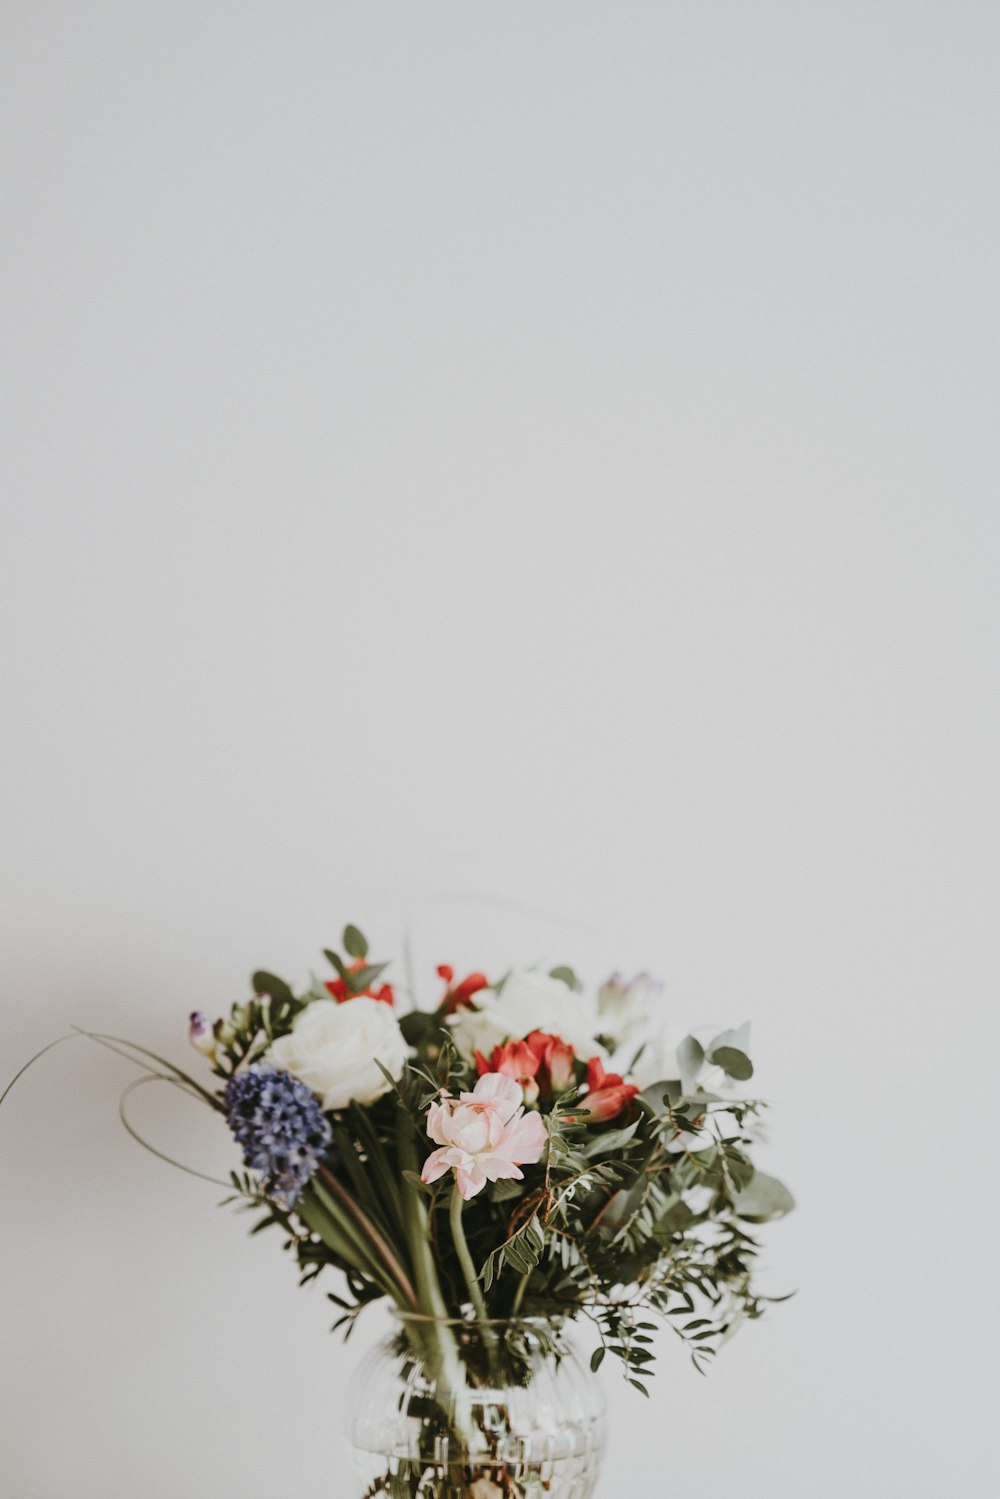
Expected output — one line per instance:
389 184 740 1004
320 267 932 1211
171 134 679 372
8 926 793 1498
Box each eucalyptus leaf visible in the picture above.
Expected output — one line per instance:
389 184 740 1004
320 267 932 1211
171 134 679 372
251 970 294 1003
709 1046 754 1082
677 1034 705 1094
343 924 368 959
345 961 389 994
639 1079 681 1111
583 1119 641 1158
653 1198 695 1240
733 1171 795 1222
323 949 350 982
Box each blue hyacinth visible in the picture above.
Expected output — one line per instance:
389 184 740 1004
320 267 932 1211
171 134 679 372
223 1064 332 1208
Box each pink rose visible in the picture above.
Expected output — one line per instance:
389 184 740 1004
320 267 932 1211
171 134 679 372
420 1073 548 1200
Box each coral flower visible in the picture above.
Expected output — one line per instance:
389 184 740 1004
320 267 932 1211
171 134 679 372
474 1037 543 1102
526 1031 576 1095
325 961 395 1006
475 1031 577 1102
581 1056 639 1123
437 964 491 1015
420 1073 548 1200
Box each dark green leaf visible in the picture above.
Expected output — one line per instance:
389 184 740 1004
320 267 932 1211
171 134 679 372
653 1199 695 1240
343 925 368 960
590 1347 606 1373
323 950 350 982
251 970 294 1003
709 1046 754 1082
399 1010 436 1046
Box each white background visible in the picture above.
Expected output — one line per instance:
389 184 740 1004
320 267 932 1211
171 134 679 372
2 5 998 1495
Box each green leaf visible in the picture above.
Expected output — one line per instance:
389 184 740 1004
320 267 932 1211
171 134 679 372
638 1079 680 1111
399 1010 436 1046
342 925 368 960
345 961 389 995
488 1177 524 1203
251 970 294 1003
653 1199 695 1240
677 1034 705 1093
401 1170 431 1193
583 1119 640 1158
550 965 582 992
323 950 350 982
709 1045 754 1082
590 1346 606 1373
733 1171 795 1221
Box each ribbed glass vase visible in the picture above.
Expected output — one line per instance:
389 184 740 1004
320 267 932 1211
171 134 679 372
348 1313 606 1499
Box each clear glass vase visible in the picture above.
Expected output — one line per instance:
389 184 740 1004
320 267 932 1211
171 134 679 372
348 1313 606 1498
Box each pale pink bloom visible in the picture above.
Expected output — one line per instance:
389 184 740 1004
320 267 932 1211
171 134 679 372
420 1072 548 1200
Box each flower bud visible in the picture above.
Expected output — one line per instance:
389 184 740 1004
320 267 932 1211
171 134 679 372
213 1015 237 1048
188 1012 217 1059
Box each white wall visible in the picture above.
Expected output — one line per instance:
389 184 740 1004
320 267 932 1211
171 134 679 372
2 5 997 1495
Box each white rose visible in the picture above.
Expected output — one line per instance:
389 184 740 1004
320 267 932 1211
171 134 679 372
265 997 411 1110
448 968 601 1061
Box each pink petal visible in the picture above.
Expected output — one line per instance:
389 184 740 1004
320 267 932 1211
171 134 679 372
469 1072 523 1111
455 1162 488 1199
421 1147 458 1184
503 1110 548 1164
426 1100 454 1147
482 1157 524 1183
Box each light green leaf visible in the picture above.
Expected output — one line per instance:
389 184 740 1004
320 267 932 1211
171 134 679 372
733 1171 795 1221
677 1034 705 1093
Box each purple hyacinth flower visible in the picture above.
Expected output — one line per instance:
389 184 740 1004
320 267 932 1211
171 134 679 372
223 1064 332 1208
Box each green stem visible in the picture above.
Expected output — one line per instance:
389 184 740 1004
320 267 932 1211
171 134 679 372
450 1189 496 1353
398 1127 451 1321
397 1123 480 1450
317 1166 418 1310
303 1184 399 1301
510 1267 531 1319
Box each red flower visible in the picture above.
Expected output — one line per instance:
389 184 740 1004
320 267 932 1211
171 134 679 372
525 1031 577 1095
437 964 490 1015
325 961 395 1007
581 1056 638 1123
476 1030 578 1103
476 1038 542 1102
